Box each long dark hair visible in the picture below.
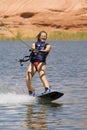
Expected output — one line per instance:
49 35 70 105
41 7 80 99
37 31 47 42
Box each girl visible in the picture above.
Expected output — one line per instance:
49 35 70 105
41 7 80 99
26 31 51 96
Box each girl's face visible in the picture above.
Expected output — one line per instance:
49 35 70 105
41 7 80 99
39 32 47 42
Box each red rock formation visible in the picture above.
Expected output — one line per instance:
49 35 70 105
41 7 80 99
0 0 87 37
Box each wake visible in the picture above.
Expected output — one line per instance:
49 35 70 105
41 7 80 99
0 93 36 105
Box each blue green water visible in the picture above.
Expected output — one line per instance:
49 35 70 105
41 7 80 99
0 41 87 130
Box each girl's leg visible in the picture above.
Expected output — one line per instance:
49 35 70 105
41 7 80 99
26 63 36 93
37 62 50 89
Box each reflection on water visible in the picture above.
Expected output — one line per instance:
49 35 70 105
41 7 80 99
26 105 47 129
26 103 62 130
0 41 87 130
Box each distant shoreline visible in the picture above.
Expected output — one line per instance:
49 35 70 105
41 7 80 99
0 30 87 41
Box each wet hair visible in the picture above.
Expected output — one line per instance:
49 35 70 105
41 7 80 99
37 31 47 42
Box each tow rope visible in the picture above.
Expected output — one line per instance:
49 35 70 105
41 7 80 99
18 55 30 66
18 49 39 66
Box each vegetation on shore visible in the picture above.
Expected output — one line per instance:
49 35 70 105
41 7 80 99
0 30 87 41
49 31 87 40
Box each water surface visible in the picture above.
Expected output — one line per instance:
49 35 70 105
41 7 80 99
0 40 87 130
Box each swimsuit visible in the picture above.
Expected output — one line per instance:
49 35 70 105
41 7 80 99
33 61 40 71
30 41 49 70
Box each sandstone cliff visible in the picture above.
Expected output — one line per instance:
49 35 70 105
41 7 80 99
0 0 87 38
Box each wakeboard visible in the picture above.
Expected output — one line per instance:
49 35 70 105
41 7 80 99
37 91 64 102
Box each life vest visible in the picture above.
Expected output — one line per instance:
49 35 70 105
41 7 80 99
30 41 49 63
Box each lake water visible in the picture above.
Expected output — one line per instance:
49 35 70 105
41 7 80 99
0 40 87 130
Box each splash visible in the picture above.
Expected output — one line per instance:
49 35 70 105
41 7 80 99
0 93 36 105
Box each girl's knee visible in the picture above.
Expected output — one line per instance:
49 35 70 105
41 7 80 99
26 71 32 80
39 71 46 79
